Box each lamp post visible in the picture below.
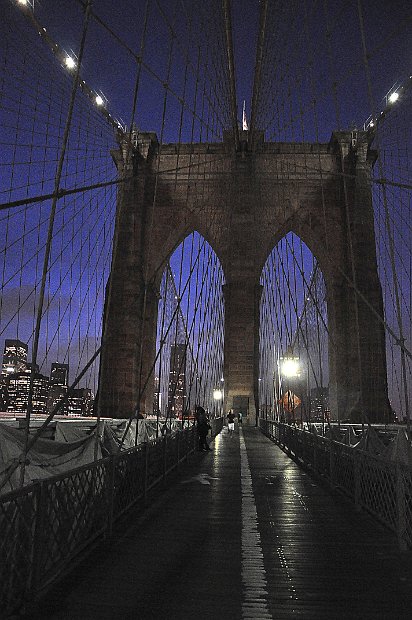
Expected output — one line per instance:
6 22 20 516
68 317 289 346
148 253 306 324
212 388 223 418
280 356 301 425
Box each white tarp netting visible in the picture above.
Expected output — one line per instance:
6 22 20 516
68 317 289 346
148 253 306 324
0 422 101 495
351 426 387 455
384 428 412 466
0 417 191 495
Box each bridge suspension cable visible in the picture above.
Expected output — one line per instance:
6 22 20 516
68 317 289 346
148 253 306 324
1 0 411 490
259 234 328 424
0 0 233 487
251 0 411 428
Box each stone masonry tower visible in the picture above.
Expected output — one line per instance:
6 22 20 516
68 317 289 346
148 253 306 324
98 128 391 424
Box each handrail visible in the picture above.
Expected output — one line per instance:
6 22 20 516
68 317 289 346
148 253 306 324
0 418 223 616
259 419 412 551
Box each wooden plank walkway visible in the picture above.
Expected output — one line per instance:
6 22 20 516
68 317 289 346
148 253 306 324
27 425 412 619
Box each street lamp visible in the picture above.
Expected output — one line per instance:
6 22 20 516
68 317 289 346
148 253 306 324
212 388 223 419
64 55 76 70
280 356 301 378
279 356 301 424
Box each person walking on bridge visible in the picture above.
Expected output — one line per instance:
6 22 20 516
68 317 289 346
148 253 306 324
227 410 235 435
195 405 211 451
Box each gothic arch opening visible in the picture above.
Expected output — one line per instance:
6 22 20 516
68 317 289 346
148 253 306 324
154 231 225 421
259 232 329 425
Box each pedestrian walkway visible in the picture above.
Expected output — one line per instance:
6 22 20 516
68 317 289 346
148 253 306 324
28 425 412 619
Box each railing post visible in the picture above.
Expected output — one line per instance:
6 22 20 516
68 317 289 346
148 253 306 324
329 439 335 487
193 423 197 453
29 481 47 599
396 462 407 551
313 436 318 474
106 456 115 537
184 427 188 460
289 426 294 458
177 429 180 466
354 452 362 511
162 435 167 481
144 442 149 505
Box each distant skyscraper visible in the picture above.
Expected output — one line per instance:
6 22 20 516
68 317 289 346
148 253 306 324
168 344 187 418
67 388 94 416
0 378 9 411
310 386 329 421
50 363 69 386
153 375 161 416
48 363 69 414
7 368 49 415
1 339 28 376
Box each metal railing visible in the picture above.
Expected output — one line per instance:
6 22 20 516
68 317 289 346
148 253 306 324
0 418 223 616
259 419 412 551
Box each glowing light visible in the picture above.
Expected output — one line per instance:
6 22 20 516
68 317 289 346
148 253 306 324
64 56 76 70
17 0 35 8
95 95 104 106
213 389 223 400
242 100 248 130
281 357 300 378
389 91 399 103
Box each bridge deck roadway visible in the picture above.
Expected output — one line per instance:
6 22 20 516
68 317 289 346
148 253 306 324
29 426 412 620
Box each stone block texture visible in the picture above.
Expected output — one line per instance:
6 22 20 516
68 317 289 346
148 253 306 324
98 130 390 423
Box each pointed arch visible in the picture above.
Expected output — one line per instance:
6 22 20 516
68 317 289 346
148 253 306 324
153 231 225 421
259 232 329 424
147 221 227 295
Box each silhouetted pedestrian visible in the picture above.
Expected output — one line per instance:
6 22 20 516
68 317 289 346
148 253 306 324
195 405 211 451
227 410 235 435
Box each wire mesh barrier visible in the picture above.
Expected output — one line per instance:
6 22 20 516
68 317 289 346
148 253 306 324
259 419 412 551
0 419 222 616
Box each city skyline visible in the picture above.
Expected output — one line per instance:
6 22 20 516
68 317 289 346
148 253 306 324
0 338 94 416
1 0 410 422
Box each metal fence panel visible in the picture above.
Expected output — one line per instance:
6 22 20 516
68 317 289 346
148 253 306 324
0 420 221 616
259 419 412 550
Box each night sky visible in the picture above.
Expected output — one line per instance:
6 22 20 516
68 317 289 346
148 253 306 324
1 0 411 415
8 0 409 137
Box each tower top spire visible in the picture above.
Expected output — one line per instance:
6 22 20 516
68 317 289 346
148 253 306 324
242 100 249 131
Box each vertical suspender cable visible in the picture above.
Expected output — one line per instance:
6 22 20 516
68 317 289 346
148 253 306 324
249 0 268 150
20 0 94 487
222 0 239 150
356 0 410 440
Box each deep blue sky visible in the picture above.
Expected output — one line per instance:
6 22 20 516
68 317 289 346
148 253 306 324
1 0 411 413
8 0 409 141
